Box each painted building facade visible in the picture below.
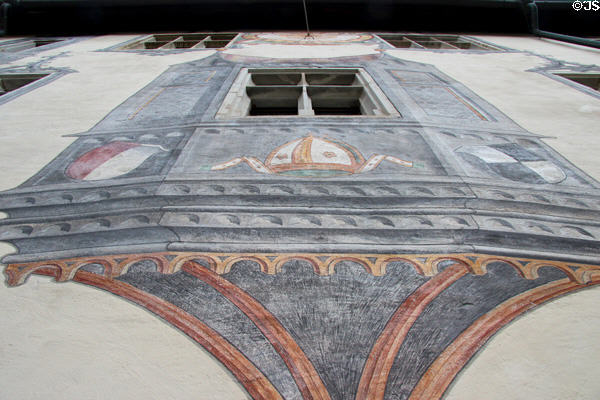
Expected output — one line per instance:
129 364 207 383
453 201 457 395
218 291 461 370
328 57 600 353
1 33 600 399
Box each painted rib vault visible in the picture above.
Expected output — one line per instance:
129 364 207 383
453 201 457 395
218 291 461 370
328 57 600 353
2 33 600 400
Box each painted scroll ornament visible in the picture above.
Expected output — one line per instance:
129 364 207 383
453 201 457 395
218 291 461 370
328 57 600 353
211 135 414 177
66 141 166 181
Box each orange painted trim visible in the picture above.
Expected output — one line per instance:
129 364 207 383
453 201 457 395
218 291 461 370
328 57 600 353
356 263 469 400
408 277 600 400
443 87 488 121
182 261 331 400
7 252 600 287
69 269 283 400
270 162 356 173
293 135 313 164
128 88 166 120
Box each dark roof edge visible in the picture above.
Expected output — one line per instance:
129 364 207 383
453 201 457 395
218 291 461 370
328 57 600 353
1 0 597 38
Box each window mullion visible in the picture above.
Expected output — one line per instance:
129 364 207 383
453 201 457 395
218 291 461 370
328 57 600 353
216 68 400 118
402 37 425 49
298 73 314 116
432 37 459 49
159 36 182 50
192 36 211 49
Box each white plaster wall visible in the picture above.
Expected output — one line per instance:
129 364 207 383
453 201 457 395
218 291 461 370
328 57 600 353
445 285 600 400
1 34 599 400
475 35 600 66
223 43 379 59
386 37 600 400
0 36 248 400
386 40 600 180
0 266 249 400
0 35 216 189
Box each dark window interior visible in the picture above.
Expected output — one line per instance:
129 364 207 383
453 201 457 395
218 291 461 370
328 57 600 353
557 73 600 91
249 106 298 116
246 70 366 116
308 86 363 115
313 105 362 115
247 86 301 116
0 39 62 53
378 34 499 51
136 33 237 50
0 74 49 96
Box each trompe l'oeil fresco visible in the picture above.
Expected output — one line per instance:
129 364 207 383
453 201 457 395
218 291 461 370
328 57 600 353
2 32 600 400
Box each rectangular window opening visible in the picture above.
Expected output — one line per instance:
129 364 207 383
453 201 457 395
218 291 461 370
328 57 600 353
556 73 600 92
0 73 49 96
121 33 238 50
378 34 501 51
308 86 364 115
0 38 63 53
247 86 301 116
34 40 61 47
216 68 400 119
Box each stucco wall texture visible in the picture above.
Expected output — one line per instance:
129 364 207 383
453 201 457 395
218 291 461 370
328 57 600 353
1 34 599 399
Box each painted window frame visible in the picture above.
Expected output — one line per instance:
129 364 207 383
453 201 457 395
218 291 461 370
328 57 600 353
215 67 400 119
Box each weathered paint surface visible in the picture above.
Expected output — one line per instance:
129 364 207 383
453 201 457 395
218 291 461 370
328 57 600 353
1 32 600 399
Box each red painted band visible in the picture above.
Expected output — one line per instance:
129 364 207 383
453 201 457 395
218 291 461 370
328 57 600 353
66 141 139 180
183 261 331 400
356 263 469 400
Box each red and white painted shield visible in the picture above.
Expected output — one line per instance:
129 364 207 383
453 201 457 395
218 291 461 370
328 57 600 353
66 141 165 181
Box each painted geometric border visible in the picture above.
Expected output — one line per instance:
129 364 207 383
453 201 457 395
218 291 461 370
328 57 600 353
5 252 600 399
